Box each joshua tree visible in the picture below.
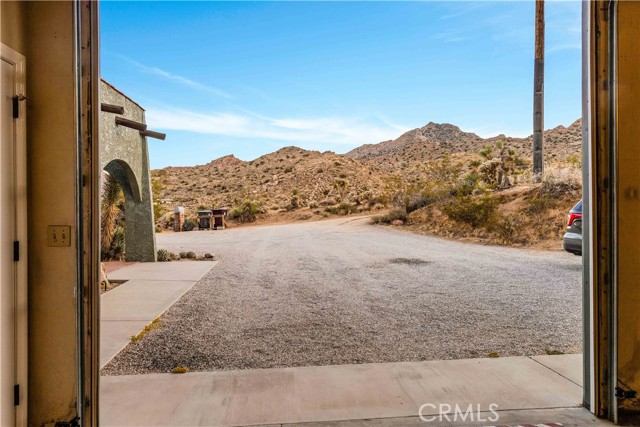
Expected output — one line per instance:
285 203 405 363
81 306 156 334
533 0 545 177
101 174 123 255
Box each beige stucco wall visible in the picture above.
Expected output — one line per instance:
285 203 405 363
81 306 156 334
23 2 79 425
0 0 26 54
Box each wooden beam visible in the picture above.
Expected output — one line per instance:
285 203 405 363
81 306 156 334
140 130 166 140
101 103 125 114
115 116 147 131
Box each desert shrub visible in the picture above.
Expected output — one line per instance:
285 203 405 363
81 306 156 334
479 145 493 159
287 195 300 211
366 195 385 208
182 219 196 231
229 199 264 223
157 249 171 262
333 178 348 190
425 156 464 191
184 251 196 259
488 214 522 244
324 202 354 216
469 160 481 168
442 196 498 228
105 226 126 261
454 172 481 196
406 197 432 214
566 154 582 169
372 209 407 225
383 175 433 212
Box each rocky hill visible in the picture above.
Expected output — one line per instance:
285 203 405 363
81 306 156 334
152 146 385 221
345 119 582 172
152 119 582 229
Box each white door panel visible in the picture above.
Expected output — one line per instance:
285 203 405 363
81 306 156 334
0 57 16 427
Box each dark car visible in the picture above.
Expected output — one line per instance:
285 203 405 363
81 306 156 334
563 200 582 255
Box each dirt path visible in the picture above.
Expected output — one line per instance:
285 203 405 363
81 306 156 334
102 217 582 375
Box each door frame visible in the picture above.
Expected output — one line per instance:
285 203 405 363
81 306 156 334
0 42 28 427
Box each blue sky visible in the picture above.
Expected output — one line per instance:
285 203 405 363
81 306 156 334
101 1 582 168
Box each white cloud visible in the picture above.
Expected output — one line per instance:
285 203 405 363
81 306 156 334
145 106 407 146
120 56 233 99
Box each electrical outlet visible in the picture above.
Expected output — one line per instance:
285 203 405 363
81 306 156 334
47 225 71 247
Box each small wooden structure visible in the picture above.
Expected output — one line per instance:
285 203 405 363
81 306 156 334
196 207 228 230
211 208 229 230
197 210 213 230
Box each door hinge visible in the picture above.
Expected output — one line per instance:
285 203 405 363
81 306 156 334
615 386 638 400
12 96 19 119
13 241 19 262
13 384 19 406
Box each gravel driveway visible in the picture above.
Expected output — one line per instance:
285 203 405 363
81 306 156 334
102 217 583 375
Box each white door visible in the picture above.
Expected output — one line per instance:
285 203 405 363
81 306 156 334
0 43 26 427
1 54 17 427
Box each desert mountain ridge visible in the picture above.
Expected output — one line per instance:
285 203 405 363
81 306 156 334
152 118 582 223
345 119 581 169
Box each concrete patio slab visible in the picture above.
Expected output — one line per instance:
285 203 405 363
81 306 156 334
101 261 217 368
100 355 584 427
530 353 583 386
107 260 216 282
102 279 196 321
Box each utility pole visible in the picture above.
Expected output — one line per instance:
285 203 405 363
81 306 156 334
533 0 545 177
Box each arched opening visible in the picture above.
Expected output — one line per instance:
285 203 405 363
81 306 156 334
103 159 141 203
101 158 155 262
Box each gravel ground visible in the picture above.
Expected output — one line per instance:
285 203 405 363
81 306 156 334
102 217 583 375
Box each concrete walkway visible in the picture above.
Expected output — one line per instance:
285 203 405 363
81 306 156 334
101 261 216 368
100 354 612 426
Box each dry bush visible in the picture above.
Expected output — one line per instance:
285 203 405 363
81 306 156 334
441 196 498 228
540 168 582 199
488 213 527 245
229 199 265 223
157 249 172 262
324 202 354 216
372 209 407 225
